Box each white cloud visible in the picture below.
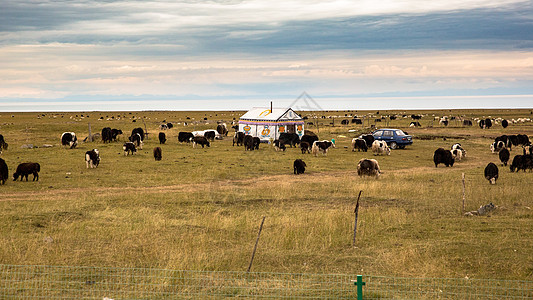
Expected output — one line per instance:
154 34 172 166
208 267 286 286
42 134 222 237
4 0 528 37
1 41 532 99
1 0 531 109
97 0 527 26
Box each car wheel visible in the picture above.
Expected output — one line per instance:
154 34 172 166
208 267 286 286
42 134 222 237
389 142 398 150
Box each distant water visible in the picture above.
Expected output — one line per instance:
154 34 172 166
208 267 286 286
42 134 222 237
0 95 531 111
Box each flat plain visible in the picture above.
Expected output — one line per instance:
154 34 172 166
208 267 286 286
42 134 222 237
0 109 532 280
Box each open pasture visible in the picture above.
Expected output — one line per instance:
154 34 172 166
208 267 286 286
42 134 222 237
0 109 532 280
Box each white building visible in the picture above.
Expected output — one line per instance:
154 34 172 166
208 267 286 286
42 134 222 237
238 107 305 141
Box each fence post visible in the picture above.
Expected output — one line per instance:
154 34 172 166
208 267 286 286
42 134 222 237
352 190 362 247
354 275 365 300
247 216 265 272
462 173 466 213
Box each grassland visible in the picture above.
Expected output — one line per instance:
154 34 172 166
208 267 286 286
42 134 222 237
0 109 532 281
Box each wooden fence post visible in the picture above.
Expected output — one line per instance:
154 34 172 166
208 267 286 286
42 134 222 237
353 190 362 247
247 216 266 272
462 173 466 213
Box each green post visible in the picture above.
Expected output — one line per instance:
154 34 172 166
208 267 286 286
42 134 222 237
354 275 365 300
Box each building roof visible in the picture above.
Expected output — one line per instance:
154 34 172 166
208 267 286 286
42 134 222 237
239 107 303 121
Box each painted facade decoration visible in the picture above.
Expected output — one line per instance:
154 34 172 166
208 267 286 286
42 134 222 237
238 107 305 142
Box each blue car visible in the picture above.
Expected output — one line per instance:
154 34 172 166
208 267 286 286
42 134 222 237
372 128 413 149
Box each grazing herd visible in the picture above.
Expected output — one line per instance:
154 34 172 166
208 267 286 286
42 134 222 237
479 118 493 129
101 127 122 143
243 135 260 151
129 128 144 149
349 134 375 152
429 132 532 184
491 134 533 174
0 115 531 189
433 143 468 168
327 113 527 130
1 133 42 183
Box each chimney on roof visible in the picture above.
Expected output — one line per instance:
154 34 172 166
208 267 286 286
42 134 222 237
270 101 272 113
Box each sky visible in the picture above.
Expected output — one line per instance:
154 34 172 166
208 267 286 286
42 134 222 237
1 0 533 111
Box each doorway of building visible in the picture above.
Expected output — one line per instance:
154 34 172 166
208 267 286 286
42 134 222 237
287 125 296 134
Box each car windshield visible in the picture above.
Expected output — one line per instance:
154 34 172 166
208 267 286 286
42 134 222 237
395 130 406 136
373 131 382 137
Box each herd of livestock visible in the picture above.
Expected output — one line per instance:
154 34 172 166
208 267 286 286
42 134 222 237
0 114 532 186
429 132 533 185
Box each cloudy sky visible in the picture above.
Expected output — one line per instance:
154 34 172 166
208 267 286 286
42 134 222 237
1 0 533 111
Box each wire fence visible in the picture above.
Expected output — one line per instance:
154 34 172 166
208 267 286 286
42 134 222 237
0 264 531 299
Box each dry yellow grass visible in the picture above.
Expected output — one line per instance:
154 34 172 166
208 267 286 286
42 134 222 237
0 109 532 281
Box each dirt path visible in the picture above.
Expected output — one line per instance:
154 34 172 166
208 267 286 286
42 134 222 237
0 162 477 202
0 170 358 202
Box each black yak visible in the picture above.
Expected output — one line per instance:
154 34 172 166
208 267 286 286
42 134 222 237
499 148 510 166
13 162 40 181
61 132 78 149
243 135 254 151
123 142 137 155
153 147 162 161
192 136 210 148
357 158 381 177
0 158 8 184
433 148 454 167
484 162 499 185
101 127 113 143
293 159 306 175
233 132 244 146
300 141 311 154
85 149 100 168
352 138 368 152
158 132 166 144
